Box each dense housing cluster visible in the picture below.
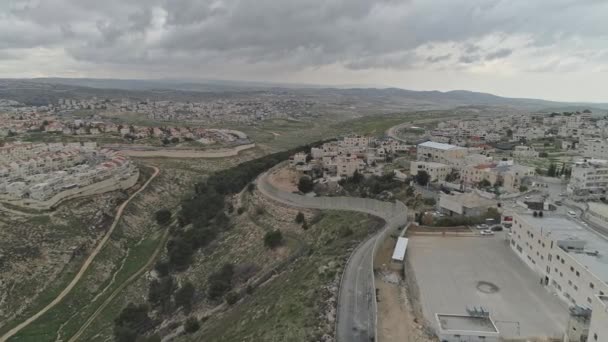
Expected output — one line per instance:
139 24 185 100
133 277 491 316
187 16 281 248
0 142 137 202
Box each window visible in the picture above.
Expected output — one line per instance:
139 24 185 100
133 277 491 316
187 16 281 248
570 266 574 272
576 271 580 277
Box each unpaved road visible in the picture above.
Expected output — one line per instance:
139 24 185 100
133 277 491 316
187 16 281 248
68 220 170 342
0 166 160 342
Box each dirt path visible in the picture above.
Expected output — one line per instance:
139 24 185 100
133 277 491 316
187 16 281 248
0 166 160 342
67 223 170 342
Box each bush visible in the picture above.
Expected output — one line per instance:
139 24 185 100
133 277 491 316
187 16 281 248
147 276 174 309
225 291 239 305
154 261 169 277
295 212 305 224
415 171 430 186
423 198 436 206
519 185 528 192
298 176 314 193
174 281 195 311
207 263 234 300
264 230 283 249
184 317 200 334
155 208 172 225
302 220 309 230
113 303 152 342
237 207 245 215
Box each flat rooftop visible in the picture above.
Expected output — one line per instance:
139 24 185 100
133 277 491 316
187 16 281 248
391 237 408 261
517 214 608 283
436 314 498 333
418 141 464 151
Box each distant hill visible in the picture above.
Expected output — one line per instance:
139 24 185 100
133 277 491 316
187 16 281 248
1 78 607 112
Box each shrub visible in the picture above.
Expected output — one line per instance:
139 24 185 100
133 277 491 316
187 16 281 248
237 207 245 215
113 303 152 342
264 230 283 249
184 317 200 334
295 212 305 224
207 263 234 300
155 208 172 225
423 198 436 206
519 185 528 192
302 220 309 230
298 176 314 193
174 281 195 311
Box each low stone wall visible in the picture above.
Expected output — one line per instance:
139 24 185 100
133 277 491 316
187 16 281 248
109 143 256 158
0 171 139 210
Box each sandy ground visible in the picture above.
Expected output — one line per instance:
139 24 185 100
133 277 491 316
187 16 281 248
375 235 436 342
268 166 299 193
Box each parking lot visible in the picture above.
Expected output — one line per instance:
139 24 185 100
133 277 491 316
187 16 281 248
407 233 569 339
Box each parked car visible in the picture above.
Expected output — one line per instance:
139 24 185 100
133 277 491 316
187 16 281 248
480 230 494 236
490 225 503 231
568 211 577 217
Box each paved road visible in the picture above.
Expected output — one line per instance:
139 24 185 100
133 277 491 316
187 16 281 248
257 165 407 342
0 166 160 342
385 123 408 143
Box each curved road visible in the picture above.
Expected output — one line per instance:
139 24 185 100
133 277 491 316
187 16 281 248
385 122 409 143
0 166 160 342
257 165 407 342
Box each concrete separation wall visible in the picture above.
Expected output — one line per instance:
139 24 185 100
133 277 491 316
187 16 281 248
257 162 408 342
108 143 256 158
0 171 139 210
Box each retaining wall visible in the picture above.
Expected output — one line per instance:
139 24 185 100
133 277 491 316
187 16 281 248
0 171 139 210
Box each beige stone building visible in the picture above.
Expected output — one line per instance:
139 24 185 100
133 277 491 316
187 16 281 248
410 161 452 182
416 141 467 165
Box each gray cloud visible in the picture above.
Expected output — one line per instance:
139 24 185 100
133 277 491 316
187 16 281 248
0 0 607 101
485 48 513 61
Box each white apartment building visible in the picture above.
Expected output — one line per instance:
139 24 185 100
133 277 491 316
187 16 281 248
510 213 608 341
410 161 452 182
568 159 608 200
416 141 467 165
580 139 608 160
589 295 608 342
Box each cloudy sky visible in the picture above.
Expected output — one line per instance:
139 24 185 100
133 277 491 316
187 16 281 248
1 0 607 102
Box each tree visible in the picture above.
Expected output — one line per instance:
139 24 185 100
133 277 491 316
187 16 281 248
298 176 314 193
445 171 459 183
207 263 234 300
349 170 363 184
478 179 491 188
264 230 283 249
547 163 557 177
113 303 152 342
155 208 172 225
539 152 548 158
506 129 513 138
415 171 430 186
295 212 305 224
519 185 528 192
184 317 200 334
154 261 169 277
148 276 174 309
302 220 309 230
175 281 195 311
